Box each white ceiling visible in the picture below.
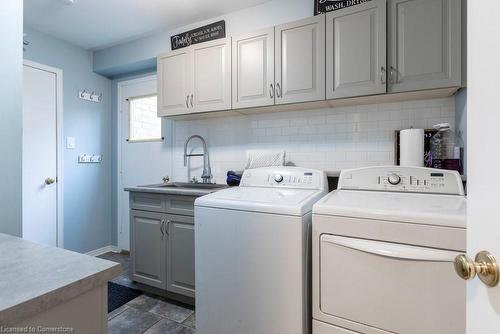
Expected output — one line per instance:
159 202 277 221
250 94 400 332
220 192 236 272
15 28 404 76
24 0 272 50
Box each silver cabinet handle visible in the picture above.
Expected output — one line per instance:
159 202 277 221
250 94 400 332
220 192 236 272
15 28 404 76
276 83 282 98
190 94 194 108
269 84 274 98
390 66 397 84
380 66 386 85
160 219 165 238
186 95 189 108
165 220 171 237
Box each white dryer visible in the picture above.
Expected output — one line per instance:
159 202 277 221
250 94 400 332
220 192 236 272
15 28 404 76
195 167 328 334
312 166 467 334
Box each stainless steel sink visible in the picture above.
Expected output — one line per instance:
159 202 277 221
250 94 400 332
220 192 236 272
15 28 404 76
141 182 227 190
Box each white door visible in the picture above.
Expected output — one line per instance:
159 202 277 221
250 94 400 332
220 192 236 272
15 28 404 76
22 62 61 247
157 48 192 117
232 28 275 109
326 0 387 99
191 37 232 113
275 15 326 105
118 75 172 251
465 1 500 332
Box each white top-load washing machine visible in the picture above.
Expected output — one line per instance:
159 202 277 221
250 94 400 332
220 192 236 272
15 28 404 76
312 166 467 334
195 166 328 334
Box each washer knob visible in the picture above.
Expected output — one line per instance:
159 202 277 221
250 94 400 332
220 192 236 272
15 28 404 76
274 174 284 183
388 174 401 185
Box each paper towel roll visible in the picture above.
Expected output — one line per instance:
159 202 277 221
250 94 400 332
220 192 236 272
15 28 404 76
400 128 424 167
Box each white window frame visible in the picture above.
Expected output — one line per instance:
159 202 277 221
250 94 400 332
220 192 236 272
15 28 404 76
126 93 163 143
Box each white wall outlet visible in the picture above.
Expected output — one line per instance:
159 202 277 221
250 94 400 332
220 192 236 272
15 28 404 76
66 137 76 149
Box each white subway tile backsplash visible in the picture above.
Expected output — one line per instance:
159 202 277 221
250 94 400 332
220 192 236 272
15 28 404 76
171 98 455 183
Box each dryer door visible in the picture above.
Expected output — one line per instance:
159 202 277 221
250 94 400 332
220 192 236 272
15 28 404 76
319 235 465 334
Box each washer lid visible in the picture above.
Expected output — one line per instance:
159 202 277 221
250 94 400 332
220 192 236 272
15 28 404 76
195 186 327 216
313 190 466 228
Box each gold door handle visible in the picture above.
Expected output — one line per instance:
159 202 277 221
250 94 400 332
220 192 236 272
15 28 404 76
454 251 499 287
45 178 56 185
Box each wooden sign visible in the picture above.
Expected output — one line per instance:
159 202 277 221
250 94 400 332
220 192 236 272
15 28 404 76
171 20 226 50
314 0 372 15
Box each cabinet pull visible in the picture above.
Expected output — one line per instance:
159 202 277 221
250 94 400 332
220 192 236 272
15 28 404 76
390 66 397 84
276 83 282 98
160 219 165 238
165 220 171 237
380 66 386 85
186 95 189 108
190 94 194 108
269 84 274 98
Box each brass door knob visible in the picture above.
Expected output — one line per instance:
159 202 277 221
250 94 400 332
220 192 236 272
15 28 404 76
454 251 499 287
45 178 56 185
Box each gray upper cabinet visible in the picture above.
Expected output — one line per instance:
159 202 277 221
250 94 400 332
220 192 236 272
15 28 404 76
232 28 275 109
157 48 192 117
191 38 232 113
326 0 387 99
166 214 195 297
130 210 167 289
275 16 326 105
388 0 462 92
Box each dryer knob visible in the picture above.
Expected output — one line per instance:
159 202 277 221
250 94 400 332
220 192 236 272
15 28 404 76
274 174 284 183
388 174 401 185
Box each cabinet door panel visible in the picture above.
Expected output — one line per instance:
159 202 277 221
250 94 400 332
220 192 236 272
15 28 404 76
327 0 387 99
388 0 461 92
192 38 231 113
232 28 275 109
157 49 191 116
130 210 166 289
275 16 326 104
166 215 195 297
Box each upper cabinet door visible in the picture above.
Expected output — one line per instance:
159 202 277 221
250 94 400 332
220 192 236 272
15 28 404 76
326 0 387 99
275 16 326 105
232 28 275 109
388 0 462 93
191 38 232 113
157 48 192 117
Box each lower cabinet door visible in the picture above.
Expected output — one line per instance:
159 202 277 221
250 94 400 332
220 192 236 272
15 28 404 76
130 210 167 289
165 214 195 297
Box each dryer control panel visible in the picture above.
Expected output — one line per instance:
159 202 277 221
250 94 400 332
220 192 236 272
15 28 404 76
240 167 328 191
338 166 465 195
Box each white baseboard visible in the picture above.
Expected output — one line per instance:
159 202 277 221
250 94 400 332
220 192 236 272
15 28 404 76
85 245 120 257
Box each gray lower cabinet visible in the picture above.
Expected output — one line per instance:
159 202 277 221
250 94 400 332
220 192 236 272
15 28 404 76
388 0 462 92
130 193 196 298
166 215 195 297
130 210 167 289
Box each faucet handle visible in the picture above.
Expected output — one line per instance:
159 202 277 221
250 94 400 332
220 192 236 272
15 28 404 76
162 176 171 184
191 176 199 184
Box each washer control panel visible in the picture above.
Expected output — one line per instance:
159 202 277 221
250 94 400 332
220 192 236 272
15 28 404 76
338 166 464 195
240 167 328 191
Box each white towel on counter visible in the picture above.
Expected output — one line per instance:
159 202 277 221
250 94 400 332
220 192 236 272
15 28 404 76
245 150 286 169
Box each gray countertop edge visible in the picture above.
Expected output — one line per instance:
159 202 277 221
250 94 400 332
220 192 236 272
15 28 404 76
1 262 121 326
125 185 220 197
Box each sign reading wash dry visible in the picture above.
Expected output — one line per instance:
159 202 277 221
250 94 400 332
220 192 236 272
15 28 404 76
314 0 372 15
171 20 226 50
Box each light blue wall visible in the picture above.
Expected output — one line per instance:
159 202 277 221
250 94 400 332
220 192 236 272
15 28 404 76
24 27 113 253
94 0 312 77
0 1 23 237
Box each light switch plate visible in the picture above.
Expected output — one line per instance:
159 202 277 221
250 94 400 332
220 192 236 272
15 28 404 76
66 137 76 149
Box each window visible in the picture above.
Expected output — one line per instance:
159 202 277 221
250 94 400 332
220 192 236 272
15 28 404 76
128 94 162 142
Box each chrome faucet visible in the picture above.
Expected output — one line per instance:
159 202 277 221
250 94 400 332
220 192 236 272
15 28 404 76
184 135 212 184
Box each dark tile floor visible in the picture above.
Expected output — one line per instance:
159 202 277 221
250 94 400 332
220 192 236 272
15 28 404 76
99 252 196 334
